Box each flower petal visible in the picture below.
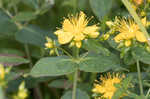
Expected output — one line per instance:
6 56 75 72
135 31 147 42
78 11 87 28
83 25 99 35
63 19 74 32
57 31 73 44
74 33 85 41
141 17 146 27
83 25 99 38
89 32 99 38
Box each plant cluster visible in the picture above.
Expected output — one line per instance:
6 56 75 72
0 0 150 99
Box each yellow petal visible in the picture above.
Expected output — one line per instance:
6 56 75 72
74 33 85 41
63 19 74 32
54 29 63 35
88 32 99 38
83 25 99 35
0 64 5 80
135 31 147 42
45 42 53 48
83 25 99 38
114 33 124 43
75 41 82 48
57 32 73 44
125 32 135 39
78 11 87 28
106 21 114 28
103 34 110 40
141 17 146 27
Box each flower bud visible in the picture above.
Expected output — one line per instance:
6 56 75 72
125 40 131 47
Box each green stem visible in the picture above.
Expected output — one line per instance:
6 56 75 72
0 0 3 8
146 88 150 98
24 44 43 99
72 69 78 99
73 0 77 13
136 60 144 95
72 47 79 99
73 46 79 58
24 44 33 68
122 0 150 46
57 47 73 58
55 48 60 56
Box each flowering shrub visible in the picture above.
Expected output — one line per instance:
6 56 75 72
0 0 150 99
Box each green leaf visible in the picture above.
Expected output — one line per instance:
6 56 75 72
112 76 132 99
83 39 110 55
123 50 135 65
7 76 52 92
0 55 29 66
127 93 146 99
15 25 52 47
0 9 18 37
132 46 150 64
24 76 53 88
107 37 120 51
12 12 37 22
61 89 90 99
48 79 71 89
112 89 124 99
8 0 20 8
89 0 113 20
37 3 52 15
79 53 120 72
6 71 20 81
0 48 25 56
21 0 39 9
30 56 76 77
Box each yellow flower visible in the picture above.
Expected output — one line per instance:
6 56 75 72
113 17 147 45
0 64 5 80
92 73 124 99
45 37 54 49
45 37 56 55
15 81 28 99
141 17 150 27
55 11 100 48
